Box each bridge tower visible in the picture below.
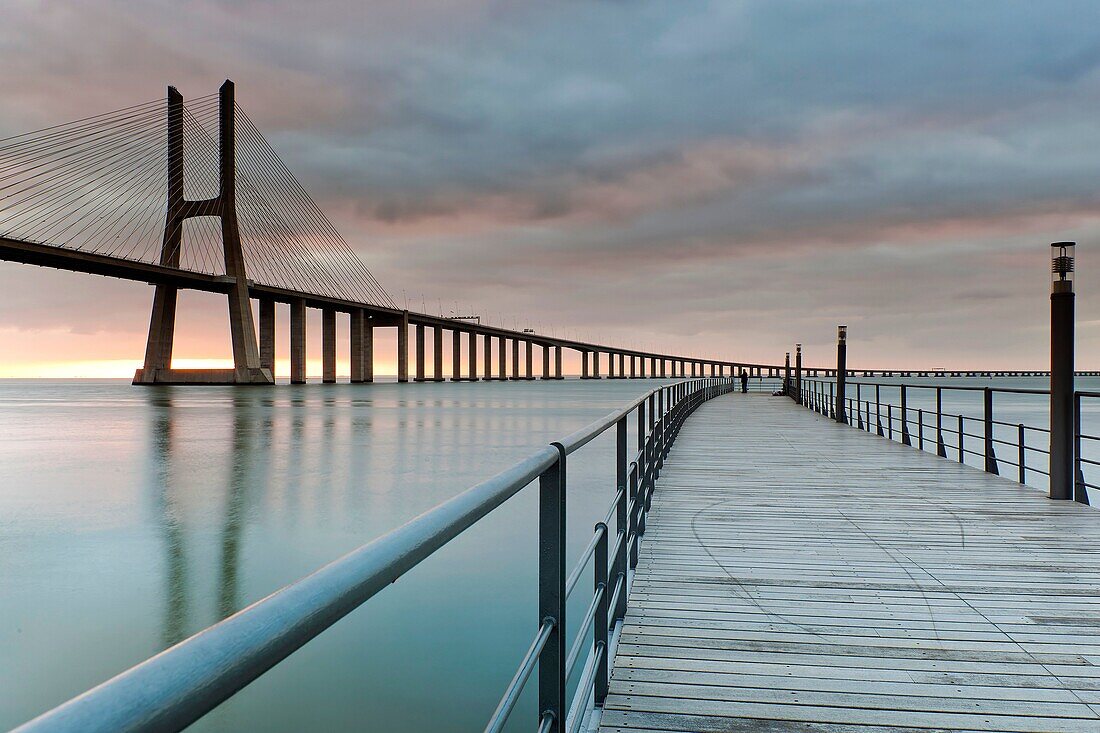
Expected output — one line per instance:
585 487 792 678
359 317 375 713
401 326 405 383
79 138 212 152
134 81 273 385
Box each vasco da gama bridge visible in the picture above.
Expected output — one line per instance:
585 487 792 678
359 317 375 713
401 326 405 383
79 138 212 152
8 83 1100 733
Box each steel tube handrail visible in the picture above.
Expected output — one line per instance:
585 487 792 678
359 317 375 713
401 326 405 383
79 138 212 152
564 585 605 678
565 524 607 601
484 620 555 733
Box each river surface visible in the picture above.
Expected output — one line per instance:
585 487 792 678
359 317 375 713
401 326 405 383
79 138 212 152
1 375 1099 731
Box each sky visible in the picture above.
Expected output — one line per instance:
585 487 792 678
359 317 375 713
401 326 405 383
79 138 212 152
3 0 1100 376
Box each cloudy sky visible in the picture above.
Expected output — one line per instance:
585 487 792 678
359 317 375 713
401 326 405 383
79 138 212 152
3 0 1100 376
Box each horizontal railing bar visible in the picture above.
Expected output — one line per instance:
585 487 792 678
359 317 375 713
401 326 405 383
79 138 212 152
565 642 605 733
564 585 605 680
565 524 607 601
483 620 554 733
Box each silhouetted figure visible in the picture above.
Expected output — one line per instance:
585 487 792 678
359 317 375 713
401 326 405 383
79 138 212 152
740 370 748 393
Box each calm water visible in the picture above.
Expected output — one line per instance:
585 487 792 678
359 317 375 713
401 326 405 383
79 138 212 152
2 375 1098 731
0 378 670 732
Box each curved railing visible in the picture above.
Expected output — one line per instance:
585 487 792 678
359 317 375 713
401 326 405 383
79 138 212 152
794 376 1097 504
14 377 736 733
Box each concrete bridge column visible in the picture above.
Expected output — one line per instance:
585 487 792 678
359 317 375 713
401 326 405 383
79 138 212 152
363 321 374 382
350 310 363 383
593 351 601 379
690 361 696 378
483 333 493 380
434 326 445 382
618 353 625 378
451 330 462 381
259 298 275 377
322 308 336 384
498 336 507 380
414 324 426 382
581 350 590 379
608 352 616 379
511 339 520 380
525 341 534 380
541 344 551 379
629 355 637 378
468 332 478 381
659 359 666 378
555 346 562 379
397 312 409 383
290 298 306 384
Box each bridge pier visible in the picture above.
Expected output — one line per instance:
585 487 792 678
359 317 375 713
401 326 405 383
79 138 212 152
524 341 534 380
581 350 590 379
322 308 336 383
397 312 409 382
541 343 552 379
259 298 275 377
483 332 493 380
291 298 306 384
555 346 562 379
498 337 507 380
468 332 479 381
451 330 462 381
510 338 520 380
414 324 426 382
434 326 445 381
350 310 364 383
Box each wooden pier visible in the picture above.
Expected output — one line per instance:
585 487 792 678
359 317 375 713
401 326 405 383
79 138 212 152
602 393 1100 732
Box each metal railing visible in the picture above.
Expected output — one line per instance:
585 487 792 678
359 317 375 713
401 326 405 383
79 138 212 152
15 377 737 733
792 377 1097 504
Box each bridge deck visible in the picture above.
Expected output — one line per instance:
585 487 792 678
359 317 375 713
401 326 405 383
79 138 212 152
602 394 1100 733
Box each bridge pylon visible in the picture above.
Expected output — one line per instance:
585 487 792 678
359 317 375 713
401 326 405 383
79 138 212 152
134 80 273 385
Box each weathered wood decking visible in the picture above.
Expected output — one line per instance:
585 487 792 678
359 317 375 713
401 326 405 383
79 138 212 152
602 393 1100 733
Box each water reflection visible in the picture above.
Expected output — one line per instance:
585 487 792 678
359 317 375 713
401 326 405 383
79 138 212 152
145 390 271 645
146 387 189 647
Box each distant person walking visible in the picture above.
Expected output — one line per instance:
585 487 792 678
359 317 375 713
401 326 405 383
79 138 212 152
740 369 748 393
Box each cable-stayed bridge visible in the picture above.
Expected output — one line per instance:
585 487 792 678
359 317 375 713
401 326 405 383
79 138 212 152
0 80 788 385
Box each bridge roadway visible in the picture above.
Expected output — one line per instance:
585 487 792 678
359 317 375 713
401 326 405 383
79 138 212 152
602 393 1100 732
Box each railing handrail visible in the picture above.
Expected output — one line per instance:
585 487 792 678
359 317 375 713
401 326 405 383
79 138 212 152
15 377 731 733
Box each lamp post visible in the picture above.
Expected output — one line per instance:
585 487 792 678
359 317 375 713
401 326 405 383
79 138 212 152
784 352 791 397
836 326 847 424
1050 242 1075 500
795 344 803 404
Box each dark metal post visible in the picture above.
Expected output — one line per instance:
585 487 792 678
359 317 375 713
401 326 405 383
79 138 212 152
984 387 999 475
1075 393 1089 504
1050 242 1075 499
1018 424 1026 484
875 385 883 436
900 386 911 446
936 388 947 457
958 414 965 463
835 326 847 423
538 445 566 732
795 344 802 404
613 416 628 623
784 352 791 397
593 522 609 705
918 409 924 451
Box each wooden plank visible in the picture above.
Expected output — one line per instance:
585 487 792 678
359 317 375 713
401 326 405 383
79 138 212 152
600 394 1100 732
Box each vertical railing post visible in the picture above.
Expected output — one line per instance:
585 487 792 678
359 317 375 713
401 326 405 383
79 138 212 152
900 386 911 446
1050 242 1075 500
1018 424 1026 484
876 385 883 436
795 344 803 404
628 462 640 569
936 387 947 457
593 522 609 706
538 445 566 732
835 326 847 423
958 414 965 463
984 387 999 475
613 416 628 623
918 409 924 451
1075 393 1089 504
856 384 864 430
888 404 893 440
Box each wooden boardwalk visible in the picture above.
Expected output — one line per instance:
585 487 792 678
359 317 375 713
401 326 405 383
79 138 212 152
601 393 1100 733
